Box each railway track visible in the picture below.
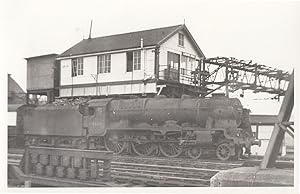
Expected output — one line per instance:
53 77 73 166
113 154 243 170
8 149 293 187
98 161 219 186
7 154 218 186
7 149 242 187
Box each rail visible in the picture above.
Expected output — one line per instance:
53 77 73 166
8 150 293 187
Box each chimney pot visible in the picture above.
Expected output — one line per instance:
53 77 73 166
140 38 144 49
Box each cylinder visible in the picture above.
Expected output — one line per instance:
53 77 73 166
35 163 44 175
56 166 65 178
45 165 54 177
50 155 60 166
39 154 49 165
31 153 39 164
78 168 88 180
62 156 70 167
74 157 82 168
67 168 76 179
90 161 98 179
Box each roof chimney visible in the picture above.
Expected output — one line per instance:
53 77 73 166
140 38 144 49
88 20 93 39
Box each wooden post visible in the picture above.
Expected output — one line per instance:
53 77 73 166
260 70 294 169
82 158 87 169
102 160 111 181
25 93 29 104
47 91 52 104
24 147 30 175
154 46 160 79
255 123 259 139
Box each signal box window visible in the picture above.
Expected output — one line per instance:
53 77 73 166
178 33 184 47
97 54 111 74
181 55 188 75
127 50 141 72
72 58 83 77
166 52 180 81
167 52 180 70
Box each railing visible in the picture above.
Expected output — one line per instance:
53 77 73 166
158 65 196 86
23 146 113 181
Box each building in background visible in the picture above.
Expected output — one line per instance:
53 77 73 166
25 53 59 103
8 74 26 105
8 74 26 147
56 24 205 98
250 114 294 158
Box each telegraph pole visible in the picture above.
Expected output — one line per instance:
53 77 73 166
91 74 99 96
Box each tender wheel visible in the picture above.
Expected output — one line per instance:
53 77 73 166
216 142 231 161
104 133 128 154
131 134 156 156
187 146 202 159
159 136 183 158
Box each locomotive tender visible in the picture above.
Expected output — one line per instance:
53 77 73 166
18 94 259 160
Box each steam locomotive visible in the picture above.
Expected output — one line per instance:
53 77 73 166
17 94 260 160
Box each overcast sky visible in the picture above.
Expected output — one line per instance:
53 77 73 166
1 0 299 114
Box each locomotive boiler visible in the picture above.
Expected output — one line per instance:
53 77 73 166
18 94 260 160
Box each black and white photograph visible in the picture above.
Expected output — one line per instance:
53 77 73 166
1 0 299 193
